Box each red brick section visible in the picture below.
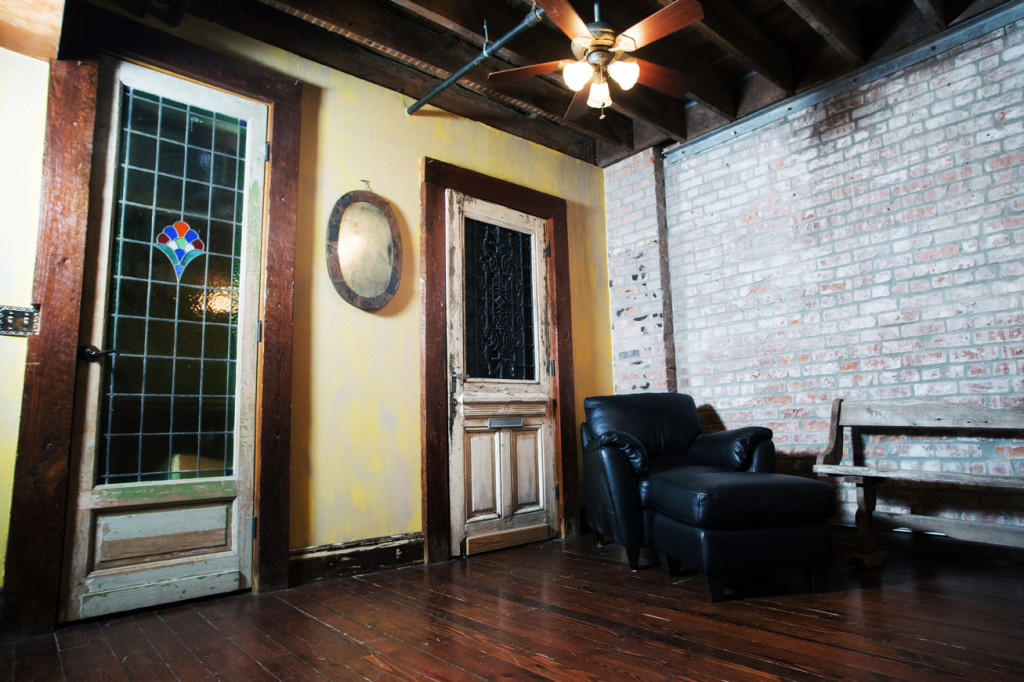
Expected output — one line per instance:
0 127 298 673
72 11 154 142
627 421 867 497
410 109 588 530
604 21 1024 525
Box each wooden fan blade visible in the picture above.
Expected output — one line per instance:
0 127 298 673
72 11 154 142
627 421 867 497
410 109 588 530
619 0 703 51
564 87 590 120
488 61 565 83
536 0 592 40
634 59 693 98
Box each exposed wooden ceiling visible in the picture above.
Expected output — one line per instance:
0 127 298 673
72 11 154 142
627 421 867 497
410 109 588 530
108 0 1019 166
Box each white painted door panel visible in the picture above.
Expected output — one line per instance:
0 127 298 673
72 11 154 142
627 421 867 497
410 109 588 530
61 59 266 622
446 191 557 556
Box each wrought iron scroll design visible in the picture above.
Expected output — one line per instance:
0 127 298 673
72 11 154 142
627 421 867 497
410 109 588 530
464 218 535 381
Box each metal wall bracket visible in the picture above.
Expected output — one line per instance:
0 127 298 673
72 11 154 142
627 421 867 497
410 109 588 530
0 304 40 336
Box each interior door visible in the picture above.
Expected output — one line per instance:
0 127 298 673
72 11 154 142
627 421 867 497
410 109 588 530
446 190 557 557
61 59 268 622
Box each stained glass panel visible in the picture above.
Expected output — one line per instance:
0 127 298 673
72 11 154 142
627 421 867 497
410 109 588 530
95 85 249 485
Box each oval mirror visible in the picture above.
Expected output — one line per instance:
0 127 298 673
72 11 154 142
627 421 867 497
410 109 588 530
326 190 402 311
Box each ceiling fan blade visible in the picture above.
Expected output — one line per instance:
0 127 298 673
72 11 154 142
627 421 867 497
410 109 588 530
488 60 565 84
564 87 590 120
535 0 592 41
619 0 703 51
634 59 693 99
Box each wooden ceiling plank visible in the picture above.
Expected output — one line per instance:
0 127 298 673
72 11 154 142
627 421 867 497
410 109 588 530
388 0 569 67
260 0 631 147
385 0 637 142
911 0 946 32
189 0 601 162
781 0 864 66
687 0 796 94
611 86 689 142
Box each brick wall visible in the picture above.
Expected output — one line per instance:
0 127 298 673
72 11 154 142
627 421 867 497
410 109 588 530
604 20 1024 526
604 148 677 393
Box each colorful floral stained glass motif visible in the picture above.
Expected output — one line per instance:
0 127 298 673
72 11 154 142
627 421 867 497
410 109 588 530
155 220 206 281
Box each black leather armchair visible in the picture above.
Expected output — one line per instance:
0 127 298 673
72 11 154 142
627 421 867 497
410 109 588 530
581 393 835 600
581 393 775 570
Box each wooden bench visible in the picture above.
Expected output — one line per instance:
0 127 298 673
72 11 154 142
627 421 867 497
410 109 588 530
813 399 1024 568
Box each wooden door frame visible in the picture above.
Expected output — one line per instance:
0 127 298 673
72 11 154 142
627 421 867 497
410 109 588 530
420 159 579 564
1 5 299 636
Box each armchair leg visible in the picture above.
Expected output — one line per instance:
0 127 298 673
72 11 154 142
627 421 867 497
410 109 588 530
705 572 728 602
802 563 830 593
594 531 605 547
626 547 640 572
660 553 681 577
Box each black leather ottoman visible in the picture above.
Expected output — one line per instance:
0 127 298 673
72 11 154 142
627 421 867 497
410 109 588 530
646 471 836 601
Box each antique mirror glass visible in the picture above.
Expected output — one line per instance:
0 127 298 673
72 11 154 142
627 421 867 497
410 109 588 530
325 190 402 310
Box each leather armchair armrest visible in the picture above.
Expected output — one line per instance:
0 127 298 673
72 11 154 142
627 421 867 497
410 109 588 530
582 436 647 548
688 426 774 471
585 430 649 475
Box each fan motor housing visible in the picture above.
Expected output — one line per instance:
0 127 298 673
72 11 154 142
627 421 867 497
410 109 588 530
573 21 619 65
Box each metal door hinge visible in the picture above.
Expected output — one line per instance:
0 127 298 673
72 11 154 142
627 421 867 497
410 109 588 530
549 360 555 376
265 141 271 161
251 516 258 539
544 243 551 258
257 320 263 343
554 484 560 501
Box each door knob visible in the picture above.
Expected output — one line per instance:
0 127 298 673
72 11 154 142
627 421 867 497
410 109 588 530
79 345 118 362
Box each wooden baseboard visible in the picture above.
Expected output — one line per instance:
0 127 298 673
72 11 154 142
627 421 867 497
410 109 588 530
464 524 551 556
288 533 424 586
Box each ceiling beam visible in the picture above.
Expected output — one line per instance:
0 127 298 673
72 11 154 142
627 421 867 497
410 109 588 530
669 0 795 94
911 0 946 32
385 0 695 149
187 0 604 162
781 0 864 66
258 0 638 148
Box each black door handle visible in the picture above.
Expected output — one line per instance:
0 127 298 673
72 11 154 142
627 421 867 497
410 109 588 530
79 345 118 362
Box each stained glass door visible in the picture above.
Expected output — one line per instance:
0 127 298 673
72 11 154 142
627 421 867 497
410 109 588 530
446 191 557 556
61 59 267 622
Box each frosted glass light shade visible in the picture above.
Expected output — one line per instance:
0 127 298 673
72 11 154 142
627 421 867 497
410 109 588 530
608 59 640 90
563 60 594 91
587 80 612 108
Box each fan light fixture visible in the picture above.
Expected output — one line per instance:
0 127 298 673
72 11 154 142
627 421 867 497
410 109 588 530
586 78 612 109
486 0 702 121
563 60 594 91
608 59 640 90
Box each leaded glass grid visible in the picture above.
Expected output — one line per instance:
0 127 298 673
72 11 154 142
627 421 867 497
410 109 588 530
95 85 248 485
463 218 536 381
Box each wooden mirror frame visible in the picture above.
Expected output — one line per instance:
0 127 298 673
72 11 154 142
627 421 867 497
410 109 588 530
325 190 402 311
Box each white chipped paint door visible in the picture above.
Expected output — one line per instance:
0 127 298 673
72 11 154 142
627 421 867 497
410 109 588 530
446 190 557 557
60 59 267 622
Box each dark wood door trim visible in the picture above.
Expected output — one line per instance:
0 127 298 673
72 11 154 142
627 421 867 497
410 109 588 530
420 158 579 564
1 5 300 636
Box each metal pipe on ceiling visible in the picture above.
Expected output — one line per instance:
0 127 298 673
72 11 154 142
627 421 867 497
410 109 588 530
406 6 547 116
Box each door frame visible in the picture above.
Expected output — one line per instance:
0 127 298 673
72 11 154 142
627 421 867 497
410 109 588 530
2 5 300 636
420 159 579 563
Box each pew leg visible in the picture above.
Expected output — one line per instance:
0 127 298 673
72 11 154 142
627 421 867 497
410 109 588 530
850 477 889 569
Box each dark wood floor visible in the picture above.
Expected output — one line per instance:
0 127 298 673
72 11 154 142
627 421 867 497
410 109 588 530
3 533 1024 681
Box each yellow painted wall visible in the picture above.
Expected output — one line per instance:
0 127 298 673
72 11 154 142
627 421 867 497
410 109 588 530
173 21 613 549
0 47 48 583
0 14 614 575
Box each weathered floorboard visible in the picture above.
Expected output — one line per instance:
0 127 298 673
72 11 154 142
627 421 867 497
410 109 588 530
3 534 1024 681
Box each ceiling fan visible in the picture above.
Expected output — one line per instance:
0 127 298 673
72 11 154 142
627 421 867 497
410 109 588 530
488 0 703 119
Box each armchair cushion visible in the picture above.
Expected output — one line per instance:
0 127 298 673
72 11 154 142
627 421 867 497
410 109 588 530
587 430 650 475
644 471 836 530
688 426 774 471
